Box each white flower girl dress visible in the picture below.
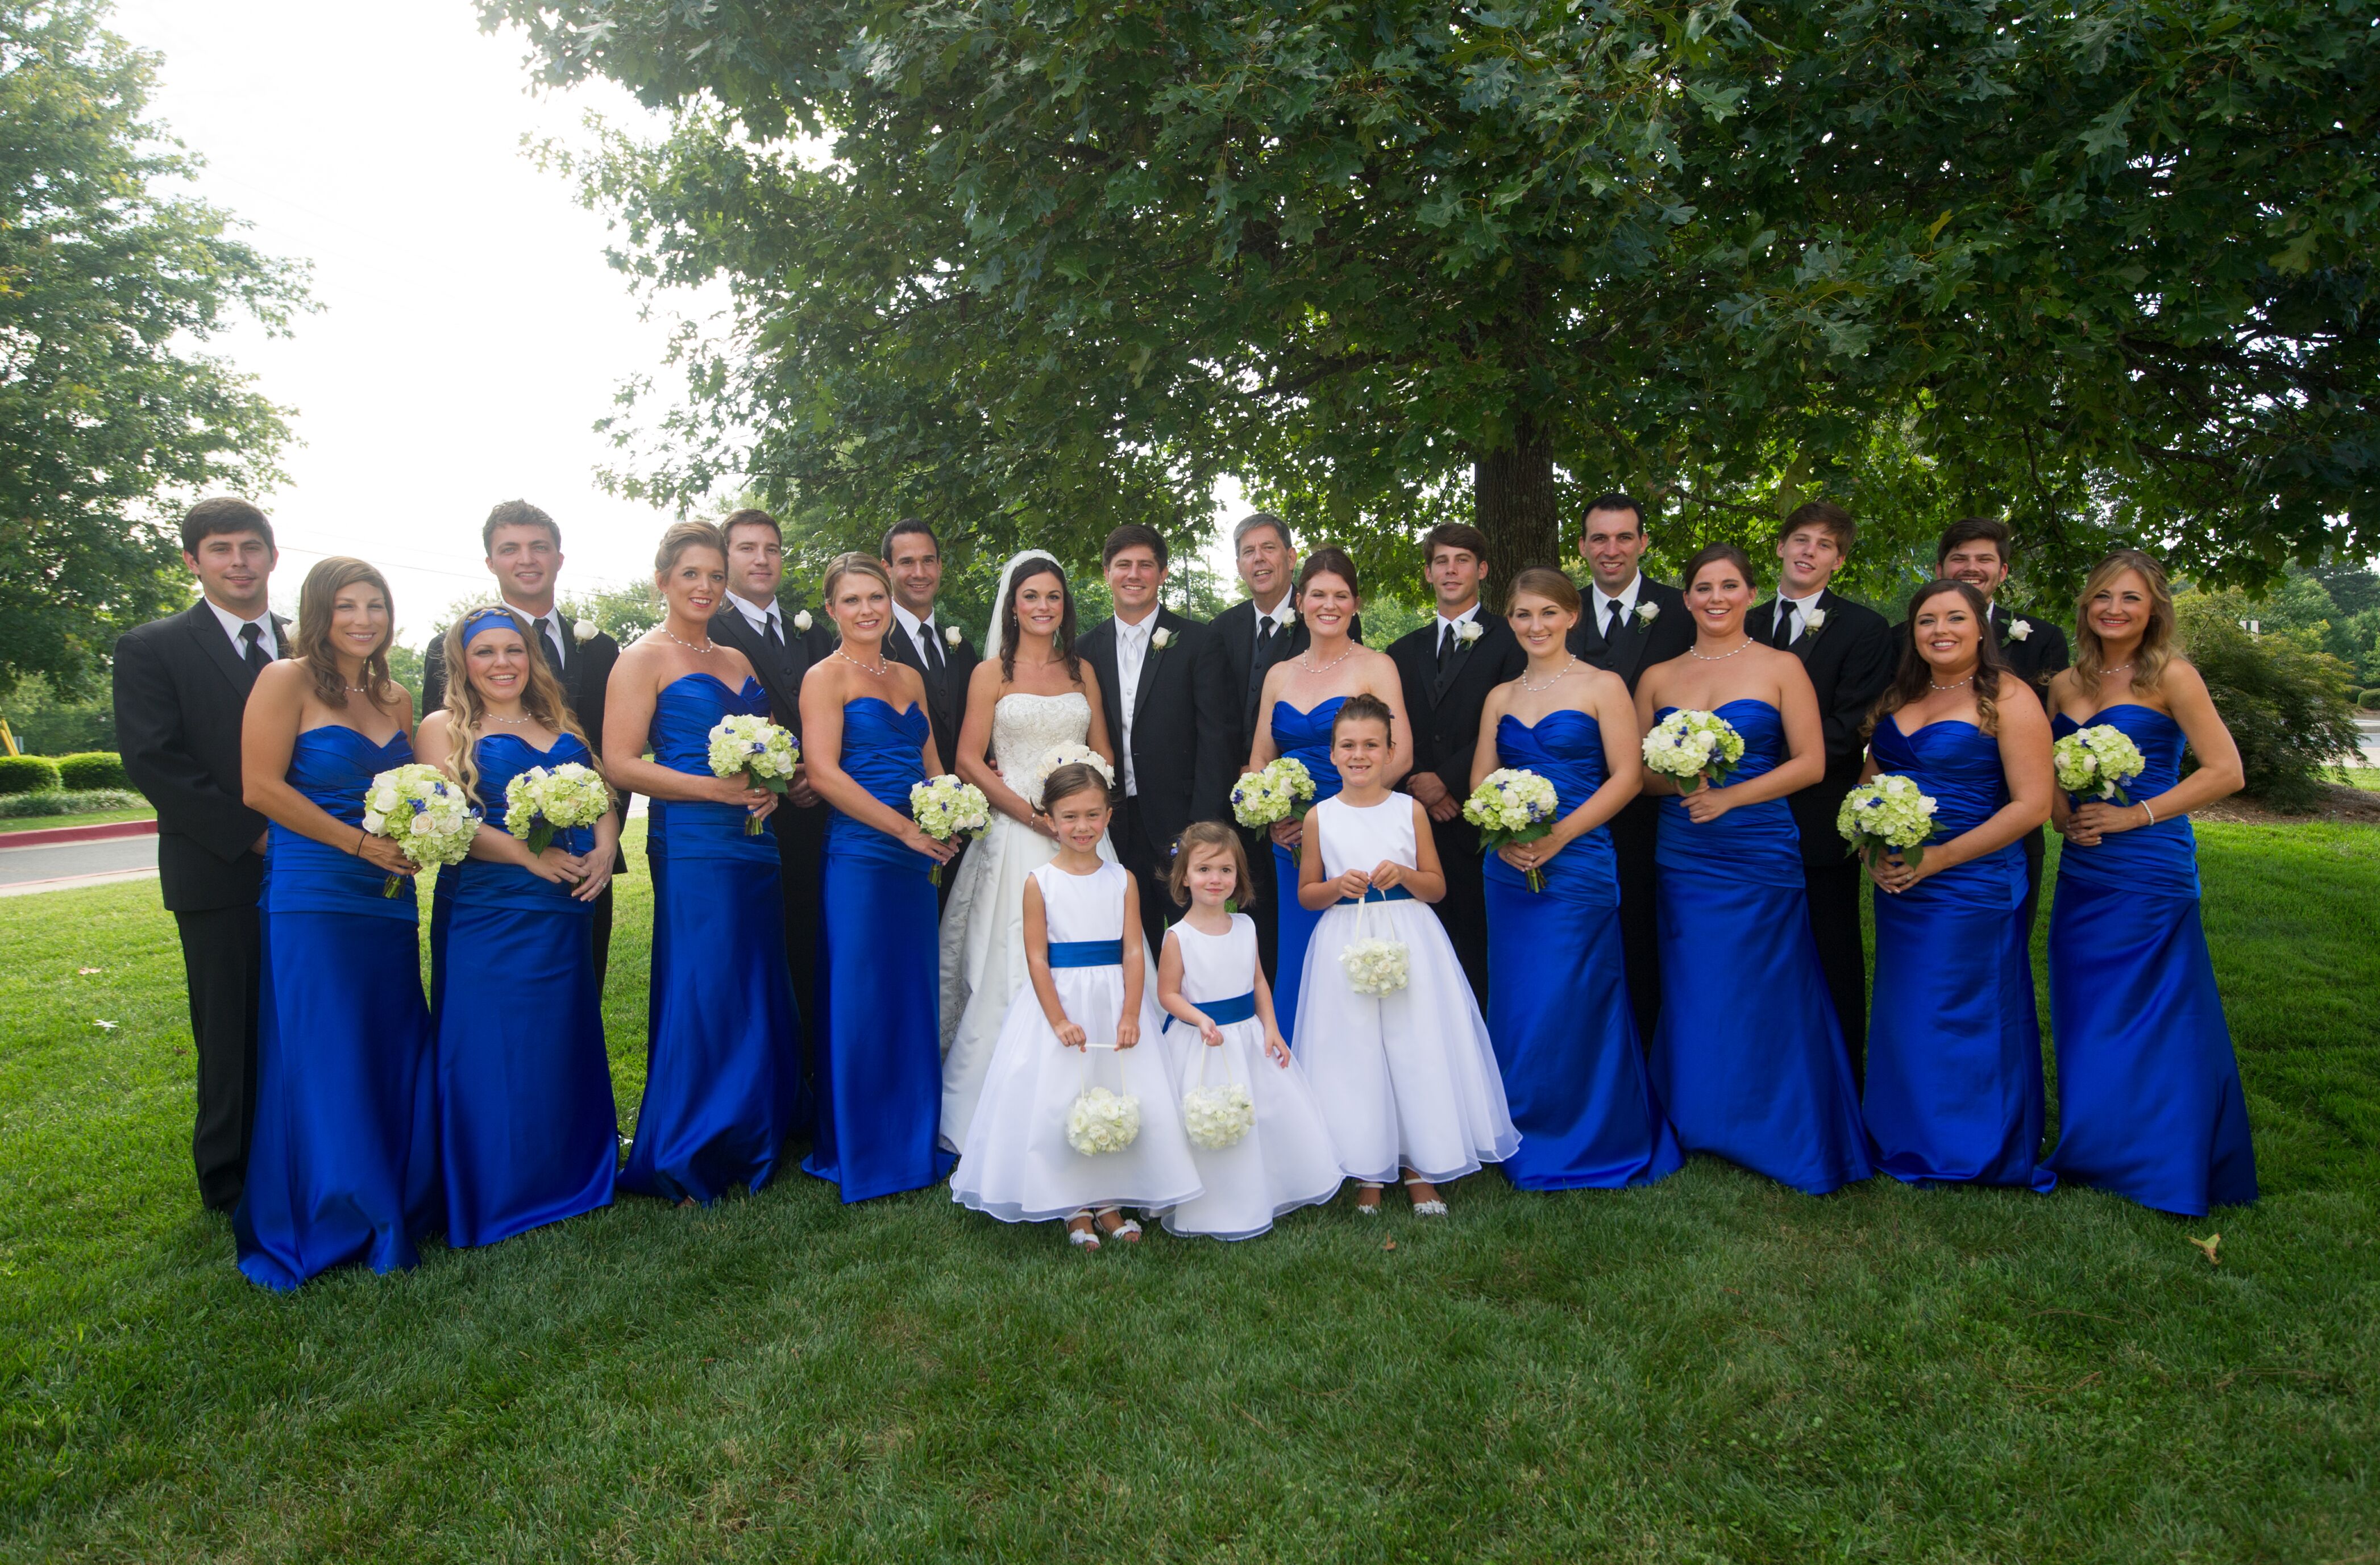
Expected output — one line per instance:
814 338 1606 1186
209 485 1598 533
950 860 1203 1223
1160 913 1344 1240
1293 793 1519 1185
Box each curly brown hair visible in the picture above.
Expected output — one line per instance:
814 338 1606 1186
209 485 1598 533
1871 580 2012 738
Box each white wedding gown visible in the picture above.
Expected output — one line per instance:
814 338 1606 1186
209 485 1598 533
938 690 1116 1151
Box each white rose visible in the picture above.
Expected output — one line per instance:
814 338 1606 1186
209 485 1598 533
372 786 398 811
792 609 813 632
573 619 597 643
362 810 385 835
1151 626 1173 649
1636 602 1660 623
2007 619 2033 641
944 625 963 647
409 814 436 837
1803 609 1827 630
1454 619 1484 645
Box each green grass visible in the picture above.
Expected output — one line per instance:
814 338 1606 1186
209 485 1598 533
0 808 152 836
2 821 2374 1561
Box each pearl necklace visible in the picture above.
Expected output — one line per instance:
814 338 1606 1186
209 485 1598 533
662 627 716 654
1299 643 1356 675
483 712 536 727
836 647 890 677
1518 656 1580 694
1929 672 1975 693
2103 660 2134 675
1687 636 1755 662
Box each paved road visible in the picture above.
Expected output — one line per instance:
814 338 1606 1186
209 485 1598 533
2359 717 2380 767
0 833 159 896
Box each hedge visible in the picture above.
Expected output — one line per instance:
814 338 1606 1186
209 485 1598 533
0 755 61 794
0 788 146 819
53 752 126 789
2361 688 2380 711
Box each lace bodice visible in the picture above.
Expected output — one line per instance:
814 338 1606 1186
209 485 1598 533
991 690 1093 791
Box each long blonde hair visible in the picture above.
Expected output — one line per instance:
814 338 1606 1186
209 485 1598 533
437 605 605 809
293 557 399 710
2071 548 2178 698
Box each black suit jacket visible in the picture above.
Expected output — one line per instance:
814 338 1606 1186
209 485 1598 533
884 610 981 777
423 612 624 867
1567 576 1694 691
1386 612 1529 797
1079 609 1238 848
1748 590 1896 867
1990 604 2071 702
114 601 289 911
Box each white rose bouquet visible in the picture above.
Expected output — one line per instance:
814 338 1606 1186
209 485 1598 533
363 762 480 896
707 713 799 835
1183 1080 1256 1150
1338 895 1410 995
1025 742 1115 808
1642 709 1746 794
909 773 990 885
1836 772 1940 871
502 761 612 855
1230 756 1317 829
1066 1077 1143 1156
1463 767 1562 891
2053 724 2147 804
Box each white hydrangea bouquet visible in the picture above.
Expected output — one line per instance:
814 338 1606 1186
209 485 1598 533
909 773 991 885
363 762 481 896
1026 743 1115 808
1182 1047 1256 1150
1066 1044 1142 1155
706 713 799 835
1339 894 1411 996
1642 709 1745 794
2053 723 2147 804
502 761 611 855
1230 756 1317 829
1464 767 1561 891
1836 772 1940 870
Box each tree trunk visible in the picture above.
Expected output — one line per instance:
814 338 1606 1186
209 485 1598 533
1471 415 1563 582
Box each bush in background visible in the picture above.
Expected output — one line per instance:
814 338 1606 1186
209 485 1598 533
0 674 114 755
0 756 63 794
2178 592 2363 811
2361 689 2380 711
0 788 145 819
53 752 125 789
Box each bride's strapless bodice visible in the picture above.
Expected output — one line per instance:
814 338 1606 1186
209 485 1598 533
990 690 1093 789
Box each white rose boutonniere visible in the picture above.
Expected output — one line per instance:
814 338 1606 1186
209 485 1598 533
572 619 597 643
1151 626 1174 650
1454 619 1484 646
1635 602 1660 625
944 625 963 647
2007 618 2033 642
1802 609 1827 631
792 609 813 632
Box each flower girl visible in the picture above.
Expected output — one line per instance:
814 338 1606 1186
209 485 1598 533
1155 822 1344 1241
950 762 1203 1248
1294 694 1518 1214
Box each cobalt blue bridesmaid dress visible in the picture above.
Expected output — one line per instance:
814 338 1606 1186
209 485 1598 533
2045 704 2256 1215
430 731 617 1245
1646 701 1871 1195
803 697 955 1201
1484 710 1681 1189
1864 714 2051 1189
620 673 806 1205
234 726 438 1289
1269 696 1343 1047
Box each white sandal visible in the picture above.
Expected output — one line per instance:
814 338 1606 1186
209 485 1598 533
1066 1209 1100 1250
1354 1181 1384 1216
1404 1177 1448 1218
1094 1206 1143 1243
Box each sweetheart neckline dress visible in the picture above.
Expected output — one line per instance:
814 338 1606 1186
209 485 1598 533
1268 696 1345 1047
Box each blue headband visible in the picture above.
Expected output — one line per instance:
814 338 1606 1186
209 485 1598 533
458 606 525 646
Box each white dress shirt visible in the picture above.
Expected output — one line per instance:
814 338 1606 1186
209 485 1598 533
1112 611 1157 796
204 597 278 661
1590 575 1643 642
1251 595 1295 652
1772 586 1825 645
1432 600 1481 659
502 601 572 673
891 602 945 665
728 591 783 643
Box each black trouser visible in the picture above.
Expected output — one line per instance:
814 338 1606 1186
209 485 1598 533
1802 856 1869 1088
1113 795 1175 955
1609 794 1663 1048
1428 811 1491 1014
2018 824 2046 942
775 803 827 1102
175 904 260 1212
1241 823 1281 984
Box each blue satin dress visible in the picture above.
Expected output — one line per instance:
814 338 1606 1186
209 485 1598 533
1864 715 2051 1189
1485 711 1682 1190
234 727 438 1289
1270 696 1344 1047
2046 705 2257 1214
1646 701 1872 1195
804 698 955 1202
621 673 807 1205
429 732 618 1245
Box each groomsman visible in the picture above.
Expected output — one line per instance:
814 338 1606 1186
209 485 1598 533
423 501 624 987
1388 523 1525 1010
1747 502 1895 1077
1564 492 1694 1043
1079 525 1237 950
1934 516 2070 934
709 507 836 1030
114 497 286 1212
880 517 981 909
1212 511 1316 979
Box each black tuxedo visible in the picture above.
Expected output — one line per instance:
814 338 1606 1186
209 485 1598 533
1080 609 1238 949
114 598 289 1209
1989 603 2069 936
1748 589 1895 1072
1566 575 1693 1043
884 607 981 910
1388 611 1526 1009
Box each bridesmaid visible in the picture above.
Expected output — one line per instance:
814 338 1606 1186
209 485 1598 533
234 558 437 1288
416 605 621 1245
1244 547 1413 1043
1471 567 1680 1190
603 521 805 1206
1862 580 2056 1188
1635 544 1871 1196
2045 549 2256 1215
798 553 959 1201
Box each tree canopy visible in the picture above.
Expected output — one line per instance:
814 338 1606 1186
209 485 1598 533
1 0 306 696
490 0 2376 599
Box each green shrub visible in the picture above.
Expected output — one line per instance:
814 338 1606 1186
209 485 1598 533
0 755 61 794
2178 592 2363 811
0 788 146 819
53 751 125 789
2361 688 2380 711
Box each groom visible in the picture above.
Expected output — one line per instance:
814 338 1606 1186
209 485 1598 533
881 517 981 909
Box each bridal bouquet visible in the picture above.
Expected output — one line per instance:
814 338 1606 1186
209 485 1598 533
1837 772 1940 869
363 762 480 896
909 773 990 885
1464 767 1561 891
707 713 799 835
1066 1082 1143 1156
1230 756 1317 829
1027 743 1114 808
502 761 611 855
2053 724 2147 804
1642 709 1744 793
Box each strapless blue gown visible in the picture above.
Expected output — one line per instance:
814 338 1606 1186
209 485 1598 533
1647 701 1871 1195
804 698 955 1202
234 727 438 1289
2046 705 2256 1214
1485 711 1681 1190
621 673 806 1205
1270 697 1344 1047
429 732 617 1245
1864 715 2051 1189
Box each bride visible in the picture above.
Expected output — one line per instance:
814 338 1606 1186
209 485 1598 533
938 552 1118 1151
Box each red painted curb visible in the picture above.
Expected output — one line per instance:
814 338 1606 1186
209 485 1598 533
0 818 159 848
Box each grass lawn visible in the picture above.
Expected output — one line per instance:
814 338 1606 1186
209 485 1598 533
0 809 152 836
2 820 2374 1561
